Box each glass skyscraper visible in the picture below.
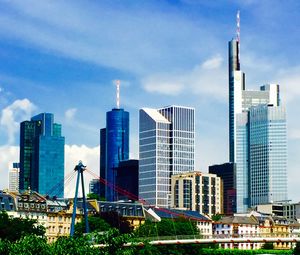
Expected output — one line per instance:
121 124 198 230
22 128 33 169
228 36 287 212
19 113 65 198
139 105 195 207
100 108 129 201
249 104 287 206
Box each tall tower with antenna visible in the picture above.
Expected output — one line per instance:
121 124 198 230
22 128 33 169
100 80 130 201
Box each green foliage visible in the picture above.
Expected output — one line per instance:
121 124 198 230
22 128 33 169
211 214 222 222
0 211 45 242
50 235 101 255
96 228 136 255
87 193 100 200
9 235 50 255
294 242 300 255
100 211 133 234
262 242 274 249
200 248 292 255
74 215 111 237
135 218 200 238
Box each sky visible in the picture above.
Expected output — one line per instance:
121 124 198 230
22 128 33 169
0 0 300 200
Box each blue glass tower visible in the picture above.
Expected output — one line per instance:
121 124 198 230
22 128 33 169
19 113 65 197
105 108 129 201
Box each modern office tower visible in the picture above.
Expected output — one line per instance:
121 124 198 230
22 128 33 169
139 105 195 208
116 159 139 201
99 128 106 198
89 179 101 196
171 171 222 217
100 82 130 202
249 104 287 206
228 14 285 212
9 163 20 192
104 108 129 201
19 113 65 197
209 162 236 215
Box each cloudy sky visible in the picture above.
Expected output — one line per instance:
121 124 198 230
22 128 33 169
0 0 299 200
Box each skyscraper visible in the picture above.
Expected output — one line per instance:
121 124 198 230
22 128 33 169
19 113 65 197
249 104 287 206
228 13 287 212
100 82 130 201
9 163 20 192
139 105 195 207
209 162 236 215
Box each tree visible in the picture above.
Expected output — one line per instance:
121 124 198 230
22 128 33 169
100 211 133 234
87 193 100 200
135 217 200 238
74 215 111 237
294 242 300 255
0 211 45 242
211 214 222 222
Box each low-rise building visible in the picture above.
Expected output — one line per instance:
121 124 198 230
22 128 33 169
213 215 260 249
171 171 222 217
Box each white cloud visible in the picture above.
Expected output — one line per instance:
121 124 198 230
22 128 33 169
142 55 227 99
65 108 77 122
0 99 36 145
201 55 223 70
0 145 19 190
0 1 217 76
0 144 100 198
64 144 99 198
143 77 185 96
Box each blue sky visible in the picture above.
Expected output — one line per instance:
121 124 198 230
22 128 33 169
0 0 300 200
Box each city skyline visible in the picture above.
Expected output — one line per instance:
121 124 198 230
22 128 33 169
0 1 299 201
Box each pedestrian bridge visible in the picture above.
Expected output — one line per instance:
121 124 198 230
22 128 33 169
93 236 300 247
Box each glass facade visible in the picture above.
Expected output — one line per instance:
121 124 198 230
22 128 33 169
99 128 106 198
19 113 65 198
139 106 195 208
236 112 249 212
249 105 287 206
105 108 129 201
228 37 283 212
209 162 236 214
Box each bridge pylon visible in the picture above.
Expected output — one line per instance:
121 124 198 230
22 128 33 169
70 161 89 236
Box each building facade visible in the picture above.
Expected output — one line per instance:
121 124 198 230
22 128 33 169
100 108 129 201
209 162 236 215
171 171 222 217
89 179 101 196
249 104 287 206
9 163 20 192
19 113 65 198
139 106 195 207
228 33 287 212
116 159 139 201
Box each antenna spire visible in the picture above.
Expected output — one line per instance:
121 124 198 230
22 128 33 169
116 80 120 109
236 10 240 43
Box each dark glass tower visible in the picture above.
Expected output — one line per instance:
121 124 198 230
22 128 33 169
19 113 65 197
104 108 129 201
99 128 106 199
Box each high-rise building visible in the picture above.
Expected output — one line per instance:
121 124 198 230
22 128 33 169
9 163 20 192
100 82 130 202
228 13 287 212
89 179 101 196
171 171 222 217
139 105 195 207
209 162 236 215
19 113 65 197
103 108 129 202
99 128 106 199
116 159 139 201
249 104 287 206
